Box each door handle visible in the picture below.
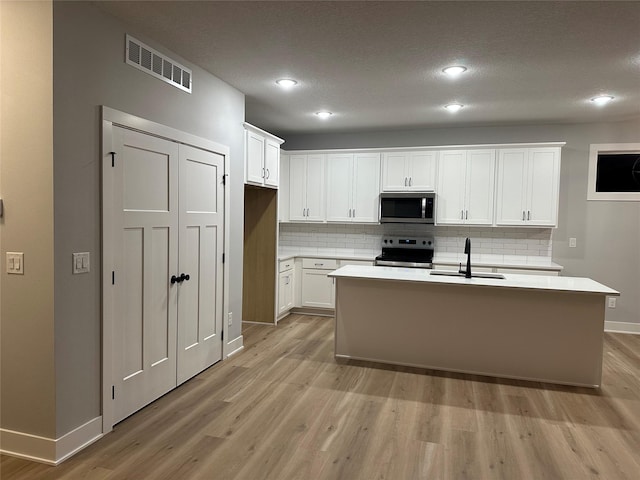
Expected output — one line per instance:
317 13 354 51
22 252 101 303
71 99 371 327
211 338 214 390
404 177 408 187
461 210 464 220
262 167 265 179
527 210 531 220
466 210 468 220
522 211 526 221
266 168 270 179
409 177 412 187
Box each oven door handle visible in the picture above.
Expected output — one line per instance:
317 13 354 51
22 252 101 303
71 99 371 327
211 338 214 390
421 197 426 219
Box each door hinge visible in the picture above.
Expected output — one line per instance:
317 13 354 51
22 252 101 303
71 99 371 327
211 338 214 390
112 385 115 399
222 253 225 264
221 330 224 341
222 174 228 185
112 271 115 285
109 151 116 167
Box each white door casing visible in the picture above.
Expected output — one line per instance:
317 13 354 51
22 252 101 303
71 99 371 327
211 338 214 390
102 107 230 432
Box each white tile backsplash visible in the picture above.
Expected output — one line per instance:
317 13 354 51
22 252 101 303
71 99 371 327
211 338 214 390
279 223 554 260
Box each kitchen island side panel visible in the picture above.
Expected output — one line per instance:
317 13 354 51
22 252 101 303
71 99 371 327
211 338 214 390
334 277 604 387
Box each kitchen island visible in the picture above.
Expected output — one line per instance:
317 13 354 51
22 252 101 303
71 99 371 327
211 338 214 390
329 265 619 387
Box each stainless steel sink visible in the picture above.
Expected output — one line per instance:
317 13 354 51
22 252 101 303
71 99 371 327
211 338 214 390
430 270 505 280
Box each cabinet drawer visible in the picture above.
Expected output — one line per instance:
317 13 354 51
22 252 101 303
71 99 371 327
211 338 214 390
279 259 294 272
302 258 338 270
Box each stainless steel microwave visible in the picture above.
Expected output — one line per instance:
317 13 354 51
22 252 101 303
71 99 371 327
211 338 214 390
379 192 436 224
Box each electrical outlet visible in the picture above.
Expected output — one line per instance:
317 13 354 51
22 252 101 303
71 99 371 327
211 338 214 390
228 312 233 326
608 297 617 309
569 238 577 248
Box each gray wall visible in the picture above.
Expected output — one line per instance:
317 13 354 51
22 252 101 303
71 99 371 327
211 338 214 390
282 119 640 327
54 2 245 436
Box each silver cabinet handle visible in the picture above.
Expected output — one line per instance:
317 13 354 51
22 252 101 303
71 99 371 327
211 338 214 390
466 210 469 220
409 177 413 187
315 263 324 267
348 208 351 217
265 168 270 179
461 210 464 220
262 167 266 179
522 211 526 221
306 208 310 217
404 177 408 186
352 209 355 217
527 210 531 220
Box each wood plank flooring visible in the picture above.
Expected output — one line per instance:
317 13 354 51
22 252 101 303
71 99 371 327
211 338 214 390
2 314 640 479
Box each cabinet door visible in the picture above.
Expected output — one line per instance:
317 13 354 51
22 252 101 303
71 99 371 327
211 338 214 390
465 150 496 225
436 150 467 224
326 154 353 222
301 270 334 308
278 154 290 222
289 155 307 221
382 152 409 191
305 155 325 222
264 138 280 188
527 148 560 226
246 130 265 185
352 153 381 223
278 271 293 315
407 152 437 191
495 149 528 225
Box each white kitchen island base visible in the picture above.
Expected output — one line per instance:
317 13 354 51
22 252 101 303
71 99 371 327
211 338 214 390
331 267 619 388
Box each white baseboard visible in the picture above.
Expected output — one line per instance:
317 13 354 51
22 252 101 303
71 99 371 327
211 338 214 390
0 416 103 465
224 334 244 358
605 321 640 334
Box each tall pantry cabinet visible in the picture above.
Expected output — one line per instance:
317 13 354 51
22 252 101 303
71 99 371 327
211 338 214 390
242 123 284 324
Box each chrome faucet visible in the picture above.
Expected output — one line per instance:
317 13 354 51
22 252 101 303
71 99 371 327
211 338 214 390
458 237 472 278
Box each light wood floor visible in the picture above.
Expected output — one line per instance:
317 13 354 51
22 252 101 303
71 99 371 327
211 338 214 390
2 314 640 479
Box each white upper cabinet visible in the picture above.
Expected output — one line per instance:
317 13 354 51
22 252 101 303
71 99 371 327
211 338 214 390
244 123 284 188
289 154 325 222
327 153 381 223
437 149 496 225
382 151 437 191
496 147 561 227
278 153 290 222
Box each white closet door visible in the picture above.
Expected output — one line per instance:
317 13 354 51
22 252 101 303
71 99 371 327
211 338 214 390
113 127 179 424
177 144 224 385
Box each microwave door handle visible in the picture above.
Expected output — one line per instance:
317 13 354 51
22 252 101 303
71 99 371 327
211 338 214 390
421 197 426 219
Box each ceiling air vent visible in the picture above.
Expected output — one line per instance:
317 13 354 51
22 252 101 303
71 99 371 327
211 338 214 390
125 34 192 93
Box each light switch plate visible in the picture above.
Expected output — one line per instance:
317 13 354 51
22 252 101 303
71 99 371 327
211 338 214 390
569 237 577 248
6 252 24 274
73 252 90 274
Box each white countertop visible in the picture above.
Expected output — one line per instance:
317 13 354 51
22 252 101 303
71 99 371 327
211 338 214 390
329 265 619 295
278 248 562 271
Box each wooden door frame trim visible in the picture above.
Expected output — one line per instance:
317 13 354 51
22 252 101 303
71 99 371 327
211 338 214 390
101 106 231 434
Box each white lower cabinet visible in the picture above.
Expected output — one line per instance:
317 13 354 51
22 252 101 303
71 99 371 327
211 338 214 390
278 270 294 316
301 258 337 308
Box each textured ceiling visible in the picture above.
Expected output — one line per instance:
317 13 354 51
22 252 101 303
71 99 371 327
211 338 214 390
94 1 640 136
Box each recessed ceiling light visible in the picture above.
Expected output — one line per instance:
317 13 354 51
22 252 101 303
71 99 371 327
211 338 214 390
276 78 297 88
315 111 333 119
443 65 467 77
444 103 464 112
590 95 614 105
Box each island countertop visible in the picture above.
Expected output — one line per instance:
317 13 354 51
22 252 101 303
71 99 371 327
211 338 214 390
329 265 619 296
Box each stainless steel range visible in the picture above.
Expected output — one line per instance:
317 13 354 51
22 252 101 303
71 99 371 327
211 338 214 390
374 235 434 269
